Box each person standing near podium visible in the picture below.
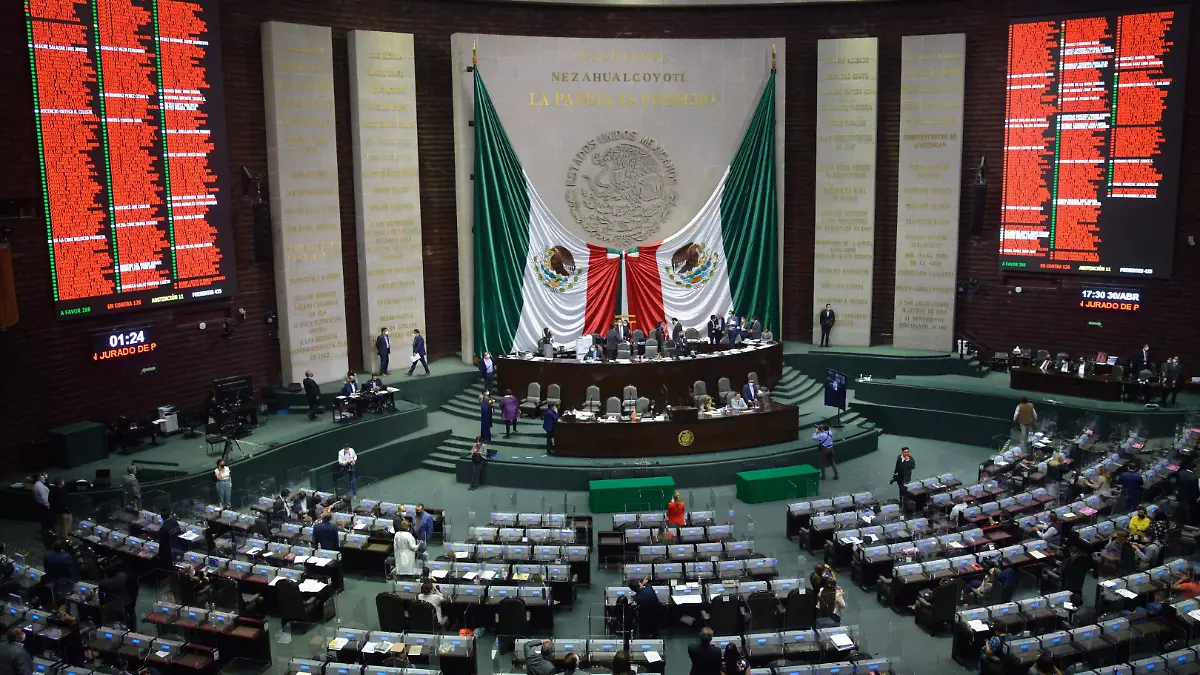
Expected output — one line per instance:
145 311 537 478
1163 356 1184 406
375 327 391 375
818 304 836 347
303 370 321 421
543 403 559 455
605 323 620 361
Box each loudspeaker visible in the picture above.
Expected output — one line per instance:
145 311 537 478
969 182 987 235
253 200 272 263
0 243 16 329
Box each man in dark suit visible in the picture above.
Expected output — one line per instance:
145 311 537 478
342 372 358 397
617 319 631 344
272 489 293 524
726 311 740 346
605 323 620 360
629 578 663 637
407 328 430 375
741 377 759 405
375 327 391 374
671 318 684 345
748 315 762 339
157 510 181 565
302 370 321 421
819 303 836 347
688 627 722 675
1162 356 1184 406
1133 344 1152 372
313 513 341 550
707 314 722 345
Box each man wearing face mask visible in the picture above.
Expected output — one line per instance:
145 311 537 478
1 627 31 675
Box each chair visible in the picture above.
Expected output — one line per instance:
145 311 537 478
746 589 784 631
407 599 439 633
622 385 638 413
645 344 658 359
1112 364 1124 380
544 384 561 409
1036 349 1050 361
635 397 651 416
717 377 732 403
376 592 407 632
605 397 622 416
632 329 645 348
684 328 700 341
691 380 707 405
696 395 712 411
914 581 958 634
275 578 318 625
205 426 227 456
520 383 542 416
495 596 529 638
617 345 631 360
583 386 602 413
785 588 814 629
710 594 745 635
663 340 676 358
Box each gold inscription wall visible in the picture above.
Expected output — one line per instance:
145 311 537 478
893 34 965 351
813 37 877 347
348 30 426 371
262 22 350 384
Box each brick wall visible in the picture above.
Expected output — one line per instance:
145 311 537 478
1 0 1197 455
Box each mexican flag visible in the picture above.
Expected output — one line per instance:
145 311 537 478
472 65 779 356
625 69 779 335
472 69 620 356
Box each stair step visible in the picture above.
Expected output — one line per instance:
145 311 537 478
421 459 457 473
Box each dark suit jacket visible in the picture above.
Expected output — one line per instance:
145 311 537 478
412 335 426 356
893 455 915 483
820 309 836 327
605 329 619 350
708 318 722 338
688 640 723 675
1166 364 1184 386
742 383 758 402
618 325 630 342
749 319 762 338
272 498 291 521
313 521 341 550
1134 350 1152 372
672 324 684 343
342 381 357 397
302 378 321 403
375 334 390 354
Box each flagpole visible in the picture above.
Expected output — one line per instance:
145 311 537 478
771 44 776 72
473 40 477 68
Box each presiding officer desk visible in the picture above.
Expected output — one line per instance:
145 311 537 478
556 403 798 457
1010 367 1124 402
496 341 782 408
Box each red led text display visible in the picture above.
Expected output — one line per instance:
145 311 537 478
999 8 1188 279
26 0 235 318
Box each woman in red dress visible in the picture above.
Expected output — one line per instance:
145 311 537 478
666 491 686 527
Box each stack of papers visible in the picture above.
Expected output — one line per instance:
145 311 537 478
430 569 448 579
328 638 348 650
1029 549 1046 560
829 633 854 650
1115 588 1137 599
311 557 332 568
967 619 989 632
645 651 662 663
1188 609 1200 623
299 579 327 593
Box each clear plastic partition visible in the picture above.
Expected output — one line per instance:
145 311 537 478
232 488 254 512
355 476 380 501
210 576 239 612
217 658 271 675
143 490 171 516
285 465 314 492
250 473 276 497
71 496 96 525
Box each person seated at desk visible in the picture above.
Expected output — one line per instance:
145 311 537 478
539 327 554 348
583 344 605 362
1131 534 1162 570
342 372 358 397
1079 466 1112 499
971 567 999 603
338 372 360 419
273 489 295 524
1030 651 1064 675
1075 357 1093 377
314 513 341 551
996 559 1017 597
729 392 748 411
1093 529 1129 566
1174 572 1200 599
761 328 774 342
417 580 447 627
1036 517 1061 547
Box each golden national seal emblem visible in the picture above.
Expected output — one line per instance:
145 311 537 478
677 429 695 447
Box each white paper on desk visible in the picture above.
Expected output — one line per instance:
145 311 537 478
1029 549 1046 559
1115 588 1137 599
948 541 965 549
865 534 878 543
645 650 662 664
362 642 377 654
967 619 989 632
262 551 274 558
1189 609 1200 623
292 556 309 565
269 577 284 586
328 638 348 650
430 569 448 579
674 594 703 605
245 548 261 556
830 633 854 650
300 580 328 593
180 531 200 541
481 570 497 580
1063 602 1076 611
155 651 170 659
464 571 479 580
311 557 332 567
839 537 862 545
453 551 468 559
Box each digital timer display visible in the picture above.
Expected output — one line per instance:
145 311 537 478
1080 286 1142 312
92 326 157 361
